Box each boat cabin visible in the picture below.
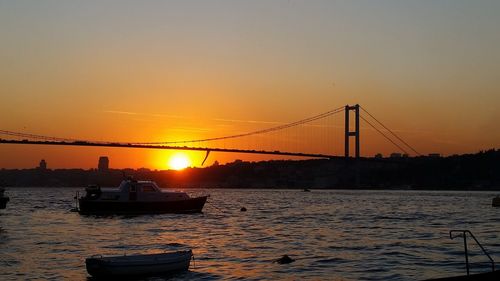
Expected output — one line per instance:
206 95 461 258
83 180 190 202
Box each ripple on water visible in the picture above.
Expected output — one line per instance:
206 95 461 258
1 188 500 281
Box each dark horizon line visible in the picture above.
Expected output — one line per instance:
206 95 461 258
1 148 499 171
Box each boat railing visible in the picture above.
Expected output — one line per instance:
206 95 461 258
449 230 495 275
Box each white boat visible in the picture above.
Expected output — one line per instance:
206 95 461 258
0 187 9 209
86 250 192 278
78 179 207 215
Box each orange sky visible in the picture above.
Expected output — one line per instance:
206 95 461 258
1 1 499 169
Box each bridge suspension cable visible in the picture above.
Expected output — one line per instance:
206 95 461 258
0 106 345 156
359 105 421 156
132 106 345 145
0 129 87 143
1 104 421 158
359 115 410 155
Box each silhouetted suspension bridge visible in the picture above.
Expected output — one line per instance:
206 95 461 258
0 105 420 161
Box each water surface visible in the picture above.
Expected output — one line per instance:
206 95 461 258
1 188 499 280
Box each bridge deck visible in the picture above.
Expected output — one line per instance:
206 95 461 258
0 139 339 159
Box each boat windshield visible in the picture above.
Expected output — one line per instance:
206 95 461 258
141 185 156 192
117 180 131 191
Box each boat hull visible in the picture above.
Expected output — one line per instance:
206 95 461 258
78 196 207 215
86 251 192 278
0 197 9 209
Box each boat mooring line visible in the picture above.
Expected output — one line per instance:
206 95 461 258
206 199 226 214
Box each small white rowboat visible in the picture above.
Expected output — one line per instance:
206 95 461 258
86 250 192 278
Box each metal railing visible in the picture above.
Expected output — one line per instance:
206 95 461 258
449 230 495 275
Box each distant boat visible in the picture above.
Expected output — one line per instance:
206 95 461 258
493 196 500 207
0 187 9 209
77 179 208 215
86 250 192 278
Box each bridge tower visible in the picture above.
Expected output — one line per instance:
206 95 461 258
344 104 360 158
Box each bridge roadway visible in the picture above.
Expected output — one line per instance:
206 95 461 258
0 139 340 159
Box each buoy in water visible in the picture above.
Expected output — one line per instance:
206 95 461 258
275 255 295 264
493 196 500 207
240 207 247 212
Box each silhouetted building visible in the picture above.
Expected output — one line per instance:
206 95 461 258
390 153 402 158
375 153 383 159
39 159 47 170
98 156 109 172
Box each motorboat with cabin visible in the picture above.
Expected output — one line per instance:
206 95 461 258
0 187 9 209
86 250 192 278
77 179 207 215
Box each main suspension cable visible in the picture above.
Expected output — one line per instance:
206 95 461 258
359 115 410 155
132 106 345 145
360 106 420 155
0 130 86 143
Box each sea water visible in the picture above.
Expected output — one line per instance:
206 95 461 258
0 188 499 280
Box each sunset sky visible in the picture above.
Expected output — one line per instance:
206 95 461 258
1 1 499 169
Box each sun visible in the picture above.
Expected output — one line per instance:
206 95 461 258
168 153 190 170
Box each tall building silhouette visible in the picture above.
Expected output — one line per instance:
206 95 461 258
98 156 109 172
39 159 47 170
